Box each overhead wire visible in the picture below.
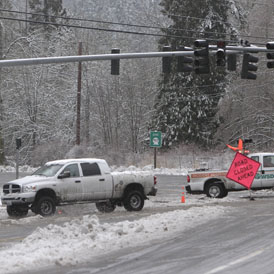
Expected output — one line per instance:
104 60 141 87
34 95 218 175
0 8 273 45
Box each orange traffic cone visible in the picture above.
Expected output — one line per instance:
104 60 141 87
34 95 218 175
181 186 185 203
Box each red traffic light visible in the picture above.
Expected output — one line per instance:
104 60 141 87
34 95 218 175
217 41 226 48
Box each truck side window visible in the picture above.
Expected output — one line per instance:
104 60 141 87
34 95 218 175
81 163 101 176
263 156 274 168
251 156 259 162
61 164 80 177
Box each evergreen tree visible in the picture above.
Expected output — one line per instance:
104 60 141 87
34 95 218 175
28 0 66 32
152 0 245 148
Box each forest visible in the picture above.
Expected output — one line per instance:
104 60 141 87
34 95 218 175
0 0 273 168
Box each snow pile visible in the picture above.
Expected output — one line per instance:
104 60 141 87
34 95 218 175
0 205 229 273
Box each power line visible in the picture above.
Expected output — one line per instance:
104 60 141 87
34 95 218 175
0 9 241 44
0 8 273 45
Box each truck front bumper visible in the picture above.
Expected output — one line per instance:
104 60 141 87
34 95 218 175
1 193 35 206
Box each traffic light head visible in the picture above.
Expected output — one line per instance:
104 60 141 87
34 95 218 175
216 41 226 67
241 53 258 80
177 46 193 73
227 54 237 71
194 40 210 74
162 46 172 73
266 42 274 69
111 48 120 75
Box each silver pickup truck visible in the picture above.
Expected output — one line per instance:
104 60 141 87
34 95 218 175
186 152 274 198
1 158 157 217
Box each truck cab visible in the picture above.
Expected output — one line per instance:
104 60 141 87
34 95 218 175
249 153 274 188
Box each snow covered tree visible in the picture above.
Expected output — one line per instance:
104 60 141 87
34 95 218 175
151 0 246 148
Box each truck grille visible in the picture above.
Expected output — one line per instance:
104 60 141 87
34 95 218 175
3 184 21 194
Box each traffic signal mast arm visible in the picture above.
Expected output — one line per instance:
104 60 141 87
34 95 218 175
0 44 273 68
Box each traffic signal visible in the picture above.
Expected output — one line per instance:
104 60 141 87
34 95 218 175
177 46 193 73
227 54 237 71
111 48 120 75
241 53 258 80
266 42 274 68
216 41 226 67
16 138 22 150
194 40 210 74
162 46 172 73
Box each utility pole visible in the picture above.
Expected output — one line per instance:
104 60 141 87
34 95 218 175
76 42 82 146
25 0 28 34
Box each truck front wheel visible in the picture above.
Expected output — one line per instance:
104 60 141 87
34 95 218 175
34 196 56 217
95 202 116 213
123 190 144 211
7 205 28 218
205 182 227 198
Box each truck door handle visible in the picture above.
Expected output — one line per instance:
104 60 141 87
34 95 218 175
99 179 105 181
75 180 81 183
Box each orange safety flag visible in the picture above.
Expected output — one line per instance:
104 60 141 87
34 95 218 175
226 139 249 154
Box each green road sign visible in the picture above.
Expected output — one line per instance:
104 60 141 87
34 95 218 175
150 131 162 148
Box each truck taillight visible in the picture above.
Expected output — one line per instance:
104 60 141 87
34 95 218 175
154 176 157 185
187 175 190 183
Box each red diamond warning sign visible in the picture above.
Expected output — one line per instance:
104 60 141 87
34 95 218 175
226 152 260 189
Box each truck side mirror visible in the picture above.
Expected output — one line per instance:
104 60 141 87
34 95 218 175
58 171 71 179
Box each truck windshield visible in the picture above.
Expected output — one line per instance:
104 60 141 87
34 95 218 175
32 164 63 177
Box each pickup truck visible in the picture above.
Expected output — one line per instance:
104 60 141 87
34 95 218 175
186 152 274 198
1 158 157 217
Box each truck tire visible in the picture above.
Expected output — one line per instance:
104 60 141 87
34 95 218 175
7 205 28 218
95 202 116 213
123 190 144 211
205 182 227 198
34 196 56 217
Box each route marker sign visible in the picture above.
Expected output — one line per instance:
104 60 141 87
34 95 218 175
150 131 162 148
226 152 260 189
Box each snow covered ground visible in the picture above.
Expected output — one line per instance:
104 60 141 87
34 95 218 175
0 204 231 274
0 164 273 274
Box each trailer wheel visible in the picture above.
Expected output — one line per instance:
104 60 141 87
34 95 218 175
95 202 116 213
205 182 227 198
123 190 144 211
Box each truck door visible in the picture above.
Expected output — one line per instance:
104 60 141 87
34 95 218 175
80 162 111 200
57 163 83 201
250 155 262 188
261 155 274 188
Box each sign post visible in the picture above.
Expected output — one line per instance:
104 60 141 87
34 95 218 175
150 131 162 169
226 152 260 199
16 138 22 179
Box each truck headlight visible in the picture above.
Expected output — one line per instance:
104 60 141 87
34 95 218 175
23 185 36 192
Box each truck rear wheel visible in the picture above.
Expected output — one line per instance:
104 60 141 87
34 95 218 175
34 196 56 217
205 182 227 198
123 190 144 211
7 205 28 218
95 202 116 213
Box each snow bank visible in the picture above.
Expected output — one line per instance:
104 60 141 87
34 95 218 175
0 205 229 273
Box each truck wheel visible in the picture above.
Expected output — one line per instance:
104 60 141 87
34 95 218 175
7 205 28 218
123 190 144 211
35 196 56 217
205 182 226 198
95 202 116 213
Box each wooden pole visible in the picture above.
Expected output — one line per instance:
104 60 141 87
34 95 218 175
76 42 82 145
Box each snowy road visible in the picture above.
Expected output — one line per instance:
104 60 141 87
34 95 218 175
1 172 274 273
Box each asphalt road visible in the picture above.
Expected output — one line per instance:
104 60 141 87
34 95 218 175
42 198 274 274
2 173 274 274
